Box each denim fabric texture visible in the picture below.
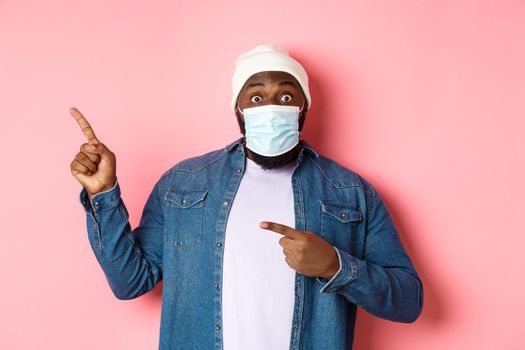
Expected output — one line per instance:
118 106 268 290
78 137 423 350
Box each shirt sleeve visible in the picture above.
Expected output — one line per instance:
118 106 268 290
78 176 164 300
315 189 424 323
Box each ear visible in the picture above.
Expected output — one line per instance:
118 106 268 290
235 105 243 120
235 108 246 135
299 110 307 132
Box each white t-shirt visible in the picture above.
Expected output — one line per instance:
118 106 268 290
222 156 297 350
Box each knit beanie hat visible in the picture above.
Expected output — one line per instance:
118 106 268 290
231 44 311 111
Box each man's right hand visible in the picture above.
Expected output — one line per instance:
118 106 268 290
69 107 117 201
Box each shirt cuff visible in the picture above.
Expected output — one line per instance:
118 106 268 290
316 246 359 294
78 177 120 213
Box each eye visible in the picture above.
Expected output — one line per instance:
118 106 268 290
250 95 263 103
280 94 293 103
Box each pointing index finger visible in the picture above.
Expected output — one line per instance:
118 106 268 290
260 221 300 238
69 107 100 144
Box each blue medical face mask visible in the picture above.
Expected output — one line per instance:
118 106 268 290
238 103 304 157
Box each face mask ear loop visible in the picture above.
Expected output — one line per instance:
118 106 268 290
298 101 306 113
298 101 306 137
237 104 245 116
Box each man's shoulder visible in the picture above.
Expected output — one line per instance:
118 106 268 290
158 139 239 180
308 152 376 196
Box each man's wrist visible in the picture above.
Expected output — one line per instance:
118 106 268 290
320 246 341 279
86 178 118 201
87 179 117 198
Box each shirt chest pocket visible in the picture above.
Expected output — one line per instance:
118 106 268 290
164 188 208 248
320 201 362 248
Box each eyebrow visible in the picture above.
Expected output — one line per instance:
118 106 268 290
278 80 296 87
246 80 297 89
246 82 265 89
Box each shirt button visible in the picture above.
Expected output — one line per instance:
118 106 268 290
223 201 229 207
236 168 241 173
216 242 222 247
341 213 347 219
94 201 99 206
182 199 187 205
215 325 221 330
214 283 219 288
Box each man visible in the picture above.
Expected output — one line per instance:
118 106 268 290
70 44 423 350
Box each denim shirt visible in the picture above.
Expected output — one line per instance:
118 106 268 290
78 137 423 350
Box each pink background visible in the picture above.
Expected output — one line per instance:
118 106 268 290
1 0 524 349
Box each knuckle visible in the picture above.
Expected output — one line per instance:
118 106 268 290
85 152 97 161
71 160 82 171
73 160 83 169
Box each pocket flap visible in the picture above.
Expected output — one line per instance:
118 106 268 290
321 202 362 223
165 188 208 208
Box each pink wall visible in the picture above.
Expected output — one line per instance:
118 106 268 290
1 0 524 349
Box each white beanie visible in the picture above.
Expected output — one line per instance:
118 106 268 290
231 44 311 111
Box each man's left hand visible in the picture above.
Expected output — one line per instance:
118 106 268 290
260 221 340 280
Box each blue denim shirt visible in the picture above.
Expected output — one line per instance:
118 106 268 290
78 137 423 350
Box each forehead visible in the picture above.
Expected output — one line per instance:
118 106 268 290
242 71 300 88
